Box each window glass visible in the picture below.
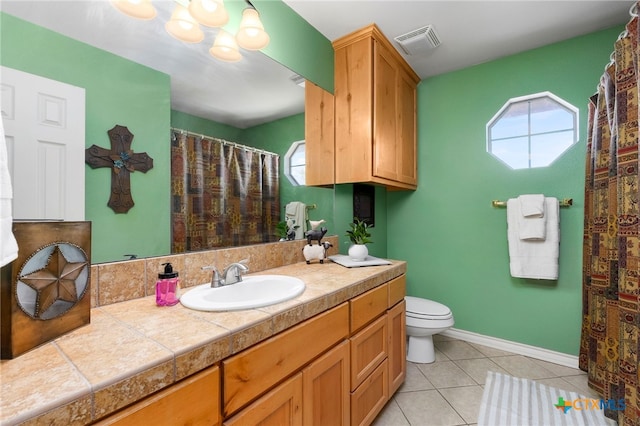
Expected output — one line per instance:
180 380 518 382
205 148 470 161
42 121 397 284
487 92 578 169
284 140 305 186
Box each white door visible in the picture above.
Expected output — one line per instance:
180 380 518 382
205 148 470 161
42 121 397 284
1 66 85 221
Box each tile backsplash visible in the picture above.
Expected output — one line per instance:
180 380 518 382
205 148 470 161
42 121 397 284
90 236 339 307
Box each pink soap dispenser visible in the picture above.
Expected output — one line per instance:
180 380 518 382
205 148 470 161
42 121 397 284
156 263 180 306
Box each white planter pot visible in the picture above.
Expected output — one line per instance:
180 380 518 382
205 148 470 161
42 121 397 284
348 244 368 261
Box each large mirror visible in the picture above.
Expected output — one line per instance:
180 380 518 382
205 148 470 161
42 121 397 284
0 0 336 263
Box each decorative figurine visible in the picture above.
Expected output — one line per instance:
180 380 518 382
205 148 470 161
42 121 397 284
303 241 333 264
305 227 327 246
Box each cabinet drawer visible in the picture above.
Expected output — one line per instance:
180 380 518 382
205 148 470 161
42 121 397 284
350 284 388 333
223 303 349 416
350 315 387 391
387 275 406 308
223 373 302 426
96 366 220 426
350 358 389 426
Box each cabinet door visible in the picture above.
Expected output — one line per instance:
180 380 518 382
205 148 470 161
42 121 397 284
350 359 389 426
96 366 220 426
303 341 350 426
334 36 374 184
372 40 400 183
387 300 406 396
223 373 302 426
396 68 417 186
350 315 388 391
305 82 335 187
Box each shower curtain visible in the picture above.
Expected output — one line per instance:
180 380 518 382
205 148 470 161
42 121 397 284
580 6 639 425
170 131 280 252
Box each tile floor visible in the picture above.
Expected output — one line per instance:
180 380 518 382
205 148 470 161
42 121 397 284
373 335 598 426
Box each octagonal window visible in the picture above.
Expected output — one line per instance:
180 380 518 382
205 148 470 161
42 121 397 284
284 140 305 186
487 92 579 169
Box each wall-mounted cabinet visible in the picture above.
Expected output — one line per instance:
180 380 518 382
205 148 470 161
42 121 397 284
333 24 419 191
305 81 335 187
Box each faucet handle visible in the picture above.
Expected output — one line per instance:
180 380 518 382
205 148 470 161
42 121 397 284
202 265 221 288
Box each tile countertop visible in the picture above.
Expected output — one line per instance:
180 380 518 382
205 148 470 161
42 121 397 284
0 260 406 426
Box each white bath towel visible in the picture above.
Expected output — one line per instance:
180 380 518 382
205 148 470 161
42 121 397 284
517 194 546 240
0 119 18 267
285 201 307 240
507 197 559 280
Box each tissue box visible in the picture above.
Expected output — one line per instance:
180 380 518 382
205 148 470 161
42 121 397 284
1 221 91 359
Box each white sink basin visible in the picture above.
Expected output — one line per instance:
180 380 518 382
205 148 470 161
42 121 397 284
180 274 305 312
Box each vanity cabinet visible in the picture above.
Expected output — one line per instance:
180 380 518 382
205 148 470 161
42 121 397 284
95 366 220 426
333 24 419 191
348 275 406 425
305 81 335 187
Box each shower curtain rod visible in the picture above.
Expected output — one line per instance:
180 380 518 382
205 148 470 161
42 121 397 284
171 128 278 156
491 198 573 208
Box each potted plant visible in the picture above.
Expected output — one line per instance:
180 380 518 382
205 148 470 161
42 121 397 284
346 217 372 261
276 220 299 241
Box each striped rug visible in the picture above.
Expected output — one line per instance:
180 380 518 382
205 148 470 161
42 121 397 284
478 371 617 426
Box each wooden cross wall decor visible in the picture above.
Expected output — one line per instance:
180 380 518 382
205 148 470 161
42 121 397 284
85 125 154 214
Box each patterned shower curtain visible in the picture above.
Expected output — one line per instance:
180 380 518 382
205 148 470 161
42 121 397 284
170 130 280 252
580 7 639 425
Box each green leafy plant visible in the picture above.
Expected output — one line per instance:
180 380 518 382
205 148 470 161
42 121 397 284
276 221 299 240
275 221 289 239
346 217 373 245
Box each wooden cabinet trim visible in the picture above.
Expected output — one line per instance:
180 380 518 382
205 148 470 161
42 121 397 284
333 24 419 84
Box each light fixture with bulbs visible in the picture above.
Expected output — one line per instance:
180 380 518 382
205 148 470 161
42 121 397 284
110 0 269 62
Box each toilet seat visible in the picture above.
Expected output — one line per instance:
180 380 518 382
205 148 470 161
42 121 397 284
405 296 453 321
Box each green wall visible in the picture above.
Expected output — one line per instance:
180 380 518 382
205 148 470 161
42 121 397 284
243 114 335 236
387 26 624 356
1 3 333 263
1 12 172 264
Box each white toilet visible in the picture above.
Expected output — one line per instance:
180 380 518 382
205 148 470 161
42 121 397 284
405 296 455 363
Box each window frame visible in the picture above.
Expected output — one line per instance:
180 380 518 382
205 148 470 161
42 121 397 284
284 140 306 186
486 91 579 170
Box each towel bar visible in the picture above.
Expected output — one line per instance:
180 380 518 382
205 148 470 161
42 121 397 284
491 198 573 208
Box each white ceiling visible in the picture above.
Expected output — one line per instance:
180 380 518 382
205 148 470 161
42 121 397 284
1 1 634 128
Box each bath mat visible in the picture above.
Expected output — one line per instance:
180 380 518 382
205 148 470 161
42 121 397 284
478 371 618 426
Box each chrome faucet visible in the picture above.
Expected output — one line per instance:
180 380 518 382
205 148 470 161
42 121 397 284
202 259 249 288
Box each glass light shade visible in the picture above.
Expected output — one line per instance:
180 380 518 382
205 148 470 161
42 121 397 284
209 29 242 62
111 0 157 20
188 0 229 27
165 5 204 43
236 8 269 50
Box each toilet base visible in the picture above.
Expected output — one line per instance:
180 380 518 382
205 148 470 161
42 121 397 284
407 334 435 363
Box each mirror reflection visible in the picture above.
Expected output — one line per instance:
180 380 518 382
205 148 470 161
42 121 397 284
0 1 335 263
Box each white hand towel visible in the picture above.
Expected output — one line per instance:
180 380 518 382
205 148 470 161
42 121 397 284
517 194 546 240
285 201 307 240
507 197 559 280
1 118 18 267
518 194 545 217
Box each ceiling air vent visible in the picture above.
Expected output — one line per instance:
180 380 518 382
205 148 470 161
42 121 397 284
290 74 306 88
394 25 441 55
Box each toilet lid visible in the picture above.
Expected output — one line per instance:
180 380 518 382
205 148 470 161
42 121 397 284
405 296 452 318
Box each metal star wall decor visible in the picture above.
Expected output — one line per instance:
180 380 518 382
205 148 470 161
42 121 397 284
16 243 89 320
